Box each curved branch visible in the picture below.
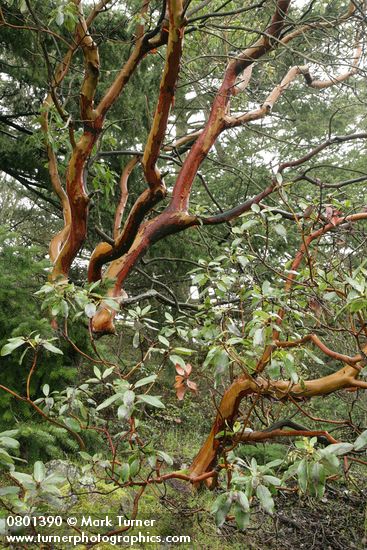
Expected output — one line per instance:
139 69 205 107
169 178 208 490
190 362 365 478
240 428 337 445
113 156 139 239
201 182 276 224
141 0 184 191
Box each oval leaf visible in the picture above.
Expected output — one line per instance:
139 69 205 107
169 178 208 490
137 395 165 409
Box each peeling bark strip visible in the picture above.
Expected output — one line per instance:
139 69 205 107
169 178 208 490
142 0 184 190
42 1 118 266
114 157 139 240
91 210 196 333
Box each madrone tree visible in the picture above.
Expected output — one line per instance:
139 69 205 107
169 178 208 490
1 0 367 536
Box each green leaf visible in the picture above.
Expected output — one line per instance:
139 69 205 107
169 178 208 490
276 172 283 185
11 472 34 487
319 450 339 472
0 436 19 450
34 461 46 483
284 359 299 384
236 491 250 512
133 331 140 349
85 303 96 318
241 219 257 230
212 493 232 527
104 298 120 311
0 486 20 496
262 280 271 295
0 429 18 438
304 348 324 365
42 384 50 397
297 458 308 493
120 463 130 483
89 280 101 292
102 366 115 379
19 0 28 13
123 390 135 407
326 442 354 456
157 450 173 466
79 452 91 461
282 462 299 482
172 347 193 356
63 418 81 432
0 450 13 466
274 223 287 241
42 341 63 355
148 454 157 468
265 459 284 469
93 366 102 380
311 462 326 498
134 374 157 388
262 475 281 486
55 8 64 26
117 405 129 420
233 503 250 530
60 300 69 317
96 393 121 411
137 395 165 409
354 429 367 451
1 339 25 356
253 328 264 347
345 276 364 293
238 255 249 267
158 335 170 347
129 459 140 477
51 304 60 317
256 484 274 515
169 354 186 368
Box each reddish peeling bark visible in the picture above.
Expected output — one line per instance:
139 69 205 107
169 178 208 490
114 157 139 240
50 4 101 280
91 210 196 332
52 130 99 280
142 0 184 189
88 185 168 283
